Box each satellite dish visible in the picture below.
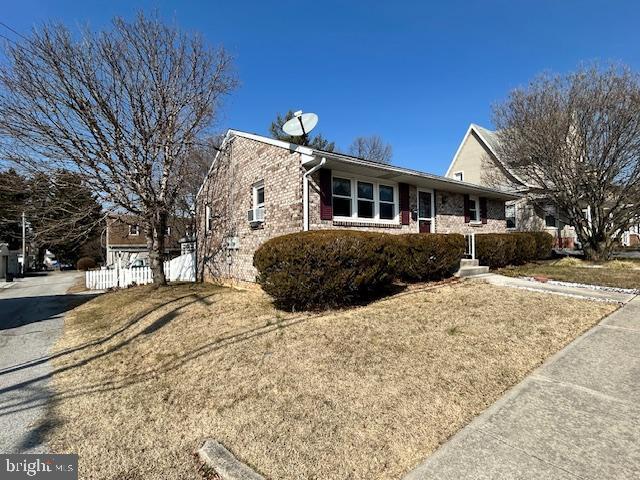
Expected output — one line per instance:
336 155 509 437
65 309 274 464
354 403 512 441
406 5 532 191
282 110 318 137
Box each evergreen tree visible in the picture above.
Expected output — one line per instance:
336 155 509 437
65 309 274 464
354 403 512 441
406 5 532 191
269 110 336 151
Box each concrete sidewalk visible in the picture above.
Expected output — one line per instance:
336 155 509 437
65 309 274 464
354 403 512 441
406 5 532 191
404 295 640 480
477 273 635 303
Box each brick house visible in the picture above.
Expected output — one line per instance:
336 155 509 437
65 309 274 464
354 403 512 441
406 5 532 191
106 214 189 267
196 130 518 283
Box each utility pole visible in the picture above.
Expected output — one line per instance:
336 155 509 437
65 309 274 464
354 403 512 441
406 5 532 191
21 211 26 275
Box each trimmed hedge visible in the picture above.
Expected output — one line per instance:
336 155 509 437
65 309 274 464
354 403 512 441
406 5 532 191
254 230 553 310
529 231 554 259
254 230 466 310
476 232 554 268
254 230 396 310
389 233 465 282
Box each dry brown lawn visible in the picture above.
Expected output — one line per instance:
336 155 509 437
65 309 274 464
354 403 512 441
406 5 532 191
46 281 616 480
66 274 89 294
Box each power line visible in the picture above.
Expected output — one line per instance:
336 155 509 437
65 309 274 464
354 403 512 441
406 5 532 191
0 21 30 42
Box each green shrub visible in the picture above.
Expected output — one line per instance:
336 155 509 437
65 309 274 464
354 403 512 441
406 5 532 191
513 233 537 265
529 231 554 259
390 233 465 282
476 234 518 269
253 230 396 310
76 256 97 271
476 232 554 268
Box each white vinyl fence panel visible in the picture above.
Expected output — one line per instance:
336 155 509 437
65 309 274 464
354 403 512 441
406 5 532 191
85 252 195 290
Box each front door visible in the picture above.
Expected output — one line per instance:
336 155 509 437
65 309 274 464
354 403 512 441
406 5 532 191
418 189 434 233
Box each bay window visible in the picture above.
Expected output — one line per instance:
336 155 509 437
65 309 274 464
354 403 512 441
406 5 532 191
357 181 374 218
332 174 398 222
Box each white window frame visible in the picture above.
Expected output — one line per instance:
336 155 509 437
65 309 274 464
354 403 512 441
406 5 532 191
468 195 481 224
332 172 399 224
252 181 265 211
356 180 375 219
378 184 396 221
332 177 353 218
505 203 517 229
129 224 139 236
417 188 435 232
205 204 212 232
454 171 464 182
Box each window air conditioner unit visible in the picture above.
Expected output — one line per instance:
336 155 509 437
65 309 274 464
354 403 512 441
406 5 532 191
247 207 265 227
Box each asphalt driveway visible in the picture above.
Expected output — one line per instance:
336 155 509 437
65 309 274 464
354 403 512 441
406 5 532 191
0 271 95 453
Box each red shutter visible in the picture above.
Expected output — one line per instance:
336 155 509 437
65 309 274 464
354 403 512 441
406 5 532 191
480 197 488 224
319 169 333 220
463 194 471 223
399 183 410 225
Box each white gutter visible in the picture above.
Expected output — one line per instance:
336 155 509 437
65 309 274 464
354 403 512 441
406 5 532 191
303 157 326 231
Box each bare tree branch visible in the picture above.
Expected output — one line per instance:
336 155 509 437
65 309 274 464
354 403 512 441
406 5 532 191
493 64 640 260
349 135 393 164
0 12 237 283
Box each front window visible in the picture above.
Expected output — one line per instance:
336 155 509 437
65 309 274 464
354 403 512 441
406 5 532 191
129 224 139 235
469 196 480 222
545 205 557 227
332 177 352 217
506 204 516 229
357 181 374 218
332 175 397 222
379 185 395 220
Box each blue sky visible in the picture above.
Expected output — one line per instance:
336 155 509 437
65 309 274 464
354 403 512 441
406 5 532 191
2 1 640 174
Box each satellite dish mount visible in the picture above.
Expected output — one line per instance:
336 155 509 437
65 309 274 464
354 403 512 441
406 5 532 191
282 110 319 144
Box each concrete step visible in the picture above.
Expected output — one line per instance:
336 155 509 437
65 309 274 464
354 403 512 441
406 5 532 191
456 266 490 278
460 258 479 267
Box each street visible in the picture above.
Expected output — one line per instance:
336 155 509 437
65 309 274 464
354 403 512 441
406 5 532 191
0 271 92 453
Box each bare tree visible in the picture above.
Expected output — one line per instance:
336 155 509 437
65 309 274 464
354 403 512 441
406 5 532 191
349 135 393 164
0 12 237 284
174 134 223 219
493 65 640 260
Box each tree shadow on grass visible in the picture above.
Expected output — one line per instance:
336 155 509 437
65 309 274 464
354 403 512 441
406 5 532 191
0 280 449 420
0 292 209 377
0 293 326 418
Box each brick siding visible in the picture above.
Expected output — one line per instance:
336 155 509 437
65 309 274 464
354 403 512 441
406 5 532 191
197 135 510 283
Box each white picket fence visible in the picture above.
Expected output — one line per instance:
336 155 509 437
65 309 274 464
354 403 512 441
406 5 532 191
86 252 195 290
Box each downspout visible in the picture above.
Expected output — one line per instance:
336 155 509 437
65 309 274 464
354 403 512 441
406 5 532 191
303 157 327 231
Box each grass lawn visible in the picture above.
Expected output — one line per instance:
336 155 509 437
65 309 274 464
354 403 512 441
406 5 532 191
498 258 640 290
46 281 616 480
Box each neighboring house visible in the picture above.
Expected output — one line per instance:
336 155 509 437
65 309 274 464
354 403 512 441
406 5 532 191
105 214 188 267
196 129 518 283
0 243 19 279
445 124 584 248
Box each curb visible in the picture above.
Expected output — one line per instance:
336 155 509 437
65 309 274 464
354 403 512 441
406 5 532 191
198 439 265 480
